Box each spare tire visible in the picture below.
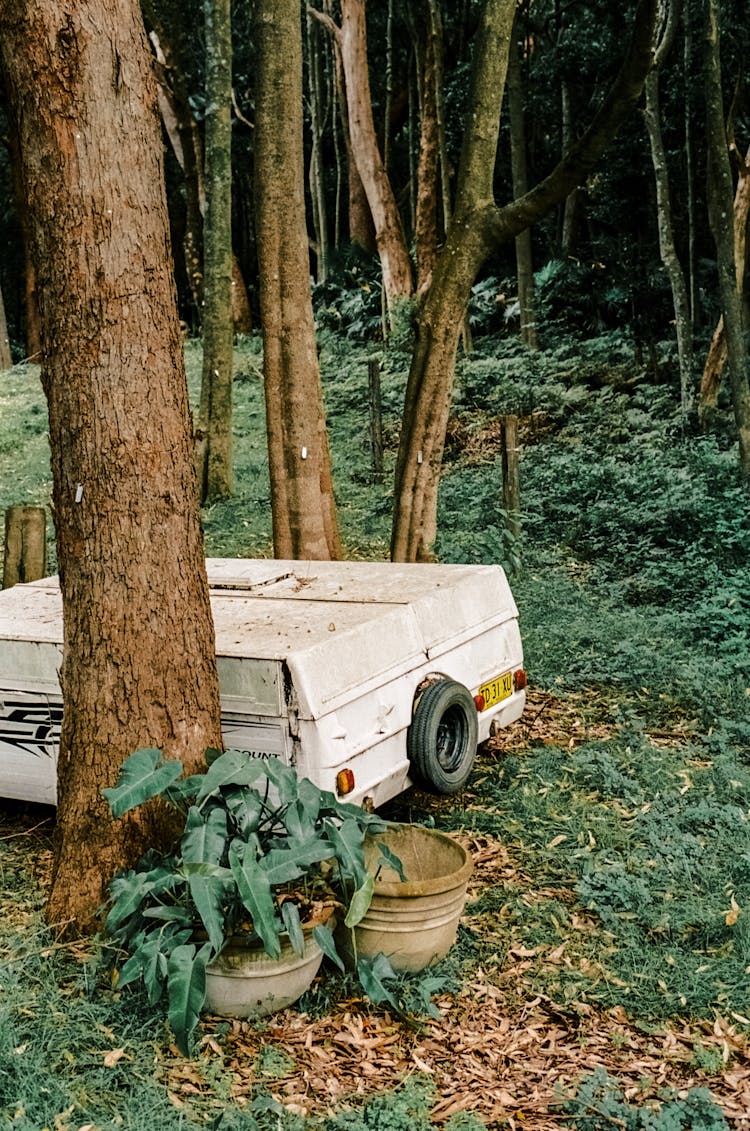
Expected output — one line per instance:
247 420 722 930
407 679 478 794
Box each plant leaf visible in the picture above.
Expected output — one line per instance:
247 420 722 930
281 901 305 959
344 872 375 928
312 923 344 973
167 942 210 1055
356 953 399 1010
372 840 407 882
181 806 227 866
322 817 368 887
228 841 281 959
105 865 179 933
195 749 267 802
222 786 264 838
103 748 183 818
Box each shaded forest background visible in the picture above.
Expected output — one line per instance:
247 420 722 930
0 0 748 405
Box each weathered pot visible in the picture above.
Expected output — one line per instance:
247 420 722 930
204 930 324 1019
342 824 473 973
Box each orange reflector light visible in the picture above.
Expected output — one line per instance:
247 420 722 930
336 768 355 796
474 693 486 712
513 669 527 692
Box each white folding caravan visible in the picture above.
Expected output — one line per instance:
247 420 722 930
0 558 525 807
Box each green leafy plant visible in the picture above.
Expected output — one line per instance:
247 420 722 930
103 747 402 1053
561 1068 728 1130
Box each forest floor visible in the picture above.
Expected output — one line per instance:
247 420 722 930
2 689 748 1130
1 328 750 1129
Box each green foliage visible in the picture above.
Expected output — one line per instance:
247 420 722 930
312 253 384 342
561 1068 728 1130
104 748 394 1053
450 728 750 1020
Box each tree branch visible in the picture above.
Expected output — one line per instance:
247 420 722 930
307 3 341 46
486 0 658 246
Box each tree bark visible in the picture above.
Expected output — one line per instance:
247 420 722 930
144 13 206 319
314 0 413 317
307 10 329 283
700 142 750 414
196 0 234 502
255 0 341 560
0 279 11 369
704 0 750 472
642 0 693 416
415 5 439 296
508 16 538 349
0 0 223 932
390 0 658 561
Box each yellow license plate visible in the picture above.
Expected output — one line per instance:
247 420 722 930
478 671 513 710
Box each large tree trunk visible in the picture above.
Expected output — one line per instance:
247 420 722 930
642 0 693 416
0 0 223 933
704 0 750 473
255 0 341 560
196 0 234 502
315 0 413 316
390 0 658 561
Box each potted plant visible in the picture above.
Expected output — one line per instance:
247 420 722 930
102 746 399 1053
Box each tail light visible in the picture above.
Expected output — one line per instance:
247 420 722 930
513 668 527 692
336 768 355 796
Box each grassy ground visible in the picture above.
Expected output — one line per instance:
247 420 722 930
1 329 749 1128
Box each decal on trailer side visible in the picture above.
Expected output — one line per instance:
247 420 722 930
0 692 62 761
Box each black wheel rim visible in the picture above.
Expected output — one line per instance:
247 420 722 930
435 705 468 772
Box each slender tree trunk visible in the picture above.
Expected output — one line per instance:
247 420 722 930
383 0 394 174
255 0 341 560
642 0 693 416
196 0 234 502
704 0 750 472
508 16 538 349
146 19 206 320
314 0 413 316
683 0 697 324
307 10 329 282
700 143 750 413
390 0 658 561
415 6 439 296
392 0 517 561
0 0 223 933
0 280 11 370
7 121 41 358
560 81 581 253
329 19 376 253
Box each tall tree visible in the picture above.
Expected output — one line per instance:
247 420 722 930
700 139 750 416
195 0 234 502
0 279 10 369
704 0 750 473
390 0 658 561
314 0 414 317
507 12 538 350
0 0 223 932
642 0 693 416
255 0 341 560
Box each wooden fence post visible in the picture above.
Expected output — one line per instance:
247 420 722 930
500 415 521 550
3 506 47 588
368 356 384 477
